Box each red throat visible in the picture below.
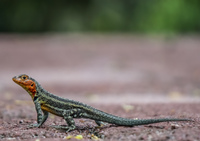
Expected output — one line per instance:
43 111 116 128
24 80 37 98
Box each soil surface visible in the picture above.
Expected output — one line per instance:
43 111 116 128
0 34 200 141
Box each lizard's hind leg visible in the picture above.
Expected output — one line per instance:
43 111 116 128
63 114 76 132
50 109 82 132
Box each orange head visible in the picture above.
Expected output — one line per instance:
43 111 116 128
12 74 37 99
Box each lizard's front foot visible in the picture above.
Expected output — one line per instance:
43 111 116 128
27 123 41 128
50 125 76 132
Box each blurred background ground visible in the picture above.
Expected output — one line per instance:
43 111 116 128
0 0 200 140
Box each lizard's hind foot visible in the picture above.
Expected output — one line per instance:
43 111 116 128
95 120 107 127
50 125 76 132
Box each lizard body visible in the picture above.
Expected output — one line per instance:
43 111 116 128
12 74 191 132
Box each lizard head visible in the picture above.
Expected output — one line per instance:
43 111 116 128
12 74 37 99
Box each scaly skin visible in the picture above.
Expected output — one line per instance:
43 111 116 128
12 74 191 132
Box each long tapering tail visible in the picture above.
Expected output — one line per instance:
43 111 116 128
87 108 192 126
124 118 191 126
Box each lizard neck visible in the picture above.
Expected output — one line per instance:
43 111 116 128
34 81 52 99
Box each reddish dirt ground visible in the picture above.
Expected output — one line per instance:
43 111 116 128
0 34 200 140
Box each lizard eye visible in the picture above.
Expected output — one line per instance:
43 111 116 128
21 75 28 80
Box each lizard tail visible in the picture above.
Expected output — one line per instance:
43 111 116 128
121 118 191 126
89 109 191 126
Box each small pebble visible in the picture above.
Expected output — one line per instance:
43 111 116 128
19 120 23 124
171 124 180 130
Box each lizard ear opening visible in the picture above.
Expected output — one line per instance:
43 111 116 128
31 83 34 87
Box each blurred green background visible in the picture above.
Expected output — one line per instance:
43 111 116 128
0 0 199 34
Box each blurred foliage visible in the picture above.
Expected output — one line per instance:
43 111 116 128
0 0 199 33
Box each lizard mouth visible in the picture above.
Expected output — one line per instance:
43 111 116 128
12 76 24 86
12 76 17 82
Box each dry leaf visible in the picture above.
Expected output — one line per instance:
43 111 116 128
91 134 99 140
74 135 83 140
64 135 73 139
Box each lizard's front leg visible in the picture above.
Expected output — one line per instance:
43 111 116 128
28 100 49 128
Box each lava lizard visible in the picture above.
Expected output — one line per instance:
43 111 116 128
12 74 191 132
